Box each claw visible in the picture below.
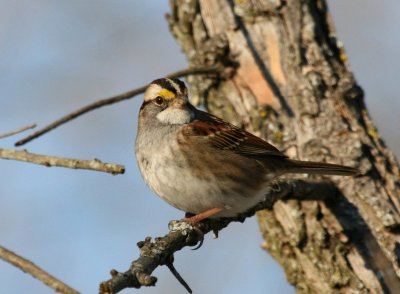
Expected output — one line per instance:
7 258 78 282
190 226 204 250
181 207 224 249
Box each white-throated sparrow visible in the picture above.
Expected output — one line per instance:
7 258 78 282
135 78 357 221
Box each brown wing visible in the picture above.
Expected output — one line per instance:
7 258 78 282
184 109 287 159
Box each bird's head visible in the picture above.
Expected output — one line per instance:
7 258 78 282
140 78 194 125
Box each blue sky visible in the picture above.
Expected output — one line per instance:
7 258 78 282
0 1 399 293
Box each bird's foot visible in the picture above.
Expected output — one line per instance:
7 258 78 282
181 207 223 250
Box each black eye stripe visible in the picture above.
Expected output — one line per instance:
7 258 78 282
170 78 186 94
151 78 187 96
151 78 177 95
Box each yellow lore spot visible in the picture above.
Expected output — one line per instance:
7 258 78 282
159 89 175 99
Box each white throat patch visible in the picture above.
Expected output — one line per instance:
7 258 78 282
156 108 194 125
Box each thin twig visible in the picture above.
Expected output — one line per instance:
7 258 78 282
15 67 219 146
0 148 125 175
0 245 80 294
0 123 37 139
99 180 338 294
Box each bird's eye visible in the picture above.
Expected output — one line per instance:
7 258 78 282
154 96 164 106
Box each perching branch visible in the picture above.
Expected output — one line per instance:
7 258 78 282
0 245 80 294
15 67 219 146
0 123 37 139
99 180 338 294
0 148 124 175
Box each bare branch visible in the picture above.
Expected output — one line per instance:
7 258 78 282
0 123 37 139
0 245 80 294
99 180 337 294
0 148 124 175
15 67 219 146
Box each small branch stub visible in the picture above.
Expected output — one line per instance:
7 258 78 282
0 123 36 139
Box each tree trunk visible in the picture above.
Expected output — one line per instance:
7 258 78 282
167 0 400 293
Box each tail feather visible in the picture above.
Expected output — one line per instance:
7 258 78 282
283 159 358 176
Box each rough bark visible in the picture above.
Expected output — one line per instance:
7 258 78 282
167 0 400 293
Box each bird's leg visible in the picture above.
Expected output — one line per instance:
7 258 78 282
183 207 223 223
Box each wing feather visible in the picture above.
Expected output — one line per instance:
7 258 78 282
184 109 287 159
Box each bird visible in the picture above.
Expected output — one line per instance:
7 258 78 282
135 78 358 222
